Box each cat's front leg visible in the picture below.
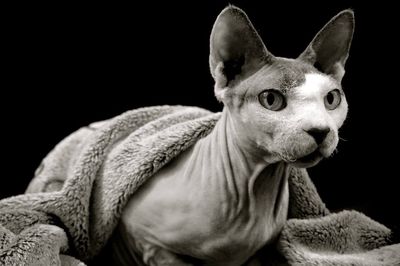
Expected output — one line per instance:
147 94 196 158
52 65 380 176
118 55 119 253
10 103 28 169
114 236 194 266
139 243 194 266
111 222 194 266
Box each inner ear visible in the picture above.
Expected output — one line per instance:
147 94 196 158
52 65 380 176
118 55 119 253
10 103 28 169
222 55 245 85
209 6 273 89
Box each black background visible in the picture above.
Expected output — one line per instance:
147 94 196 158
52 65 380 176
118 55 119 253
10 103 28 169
2 1 399 231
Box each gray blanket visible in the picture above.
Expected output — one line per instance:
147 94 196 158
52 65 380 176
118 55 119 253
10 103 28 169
0 106 399 265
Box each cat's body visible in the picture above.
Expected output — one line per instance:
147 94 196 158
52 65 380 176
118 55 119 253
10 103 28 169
118 111 290 266
111 6 354 266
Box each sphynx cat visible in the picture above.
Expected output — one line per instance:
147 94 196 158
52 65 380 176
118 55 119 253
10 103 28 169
112 6 354 266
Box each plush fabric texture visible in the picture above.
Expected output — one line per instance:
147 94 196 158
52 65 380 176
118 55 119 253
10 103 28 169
0 106 398 265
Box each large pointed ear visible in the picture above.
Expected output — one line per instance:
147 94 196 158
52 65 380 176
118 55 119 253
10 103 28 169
298 10 354 81
209 6 273 100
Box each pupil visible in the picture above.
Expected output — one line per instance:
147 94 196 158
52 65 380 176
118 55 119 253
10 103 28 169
267 93 275 106
327 93 334 104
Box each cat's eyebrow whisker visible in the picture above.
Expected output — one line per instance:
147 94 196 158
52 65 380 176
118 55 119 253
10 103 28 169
339 137 348 141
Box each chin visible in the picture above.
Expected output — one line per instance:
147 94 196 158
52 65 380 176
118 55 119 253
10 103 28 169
290 149 324 168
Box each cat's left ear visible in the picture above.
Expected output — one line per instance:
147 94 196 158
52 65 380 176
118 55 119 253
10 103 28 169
298 10 354 81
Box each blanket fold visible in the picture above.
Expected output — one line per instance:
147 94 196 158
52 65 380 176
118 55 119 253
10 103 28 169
1 106 399 265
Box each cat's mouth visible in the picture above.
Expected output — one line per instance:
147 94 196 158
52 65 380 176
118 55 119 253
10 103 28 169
291 149 323 167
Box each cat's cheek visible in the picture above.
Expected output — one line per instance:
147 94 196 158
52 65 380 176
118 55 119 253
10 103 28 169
331 100 348 129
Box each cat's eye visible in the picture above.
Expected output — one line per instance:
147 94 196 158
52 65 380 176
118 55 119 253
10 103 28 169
259 89 286 111
324 89 341 110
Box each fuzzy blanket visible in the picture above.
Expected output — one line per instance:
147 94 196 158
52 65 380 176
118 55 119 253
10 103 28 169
0 106 399 266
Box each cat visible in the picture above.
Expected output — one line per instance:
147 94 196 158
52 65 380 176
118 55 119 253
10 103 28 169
111 5 354 266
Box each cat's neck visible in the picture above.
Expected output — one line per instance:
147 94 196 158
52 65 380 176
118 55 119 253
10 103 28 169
187 108 289 214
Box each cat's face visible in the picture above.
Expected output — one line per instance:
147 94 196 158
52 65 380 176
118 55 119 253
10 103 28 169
225 58 348 167
210 7 354 167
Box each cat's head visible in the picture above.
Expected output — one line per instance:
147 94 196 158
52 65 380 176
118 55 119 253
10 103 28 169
210 6 354 167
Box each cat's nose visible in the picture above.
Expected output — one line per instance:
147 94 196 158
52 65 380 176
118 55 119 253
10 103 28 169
306 127 330 145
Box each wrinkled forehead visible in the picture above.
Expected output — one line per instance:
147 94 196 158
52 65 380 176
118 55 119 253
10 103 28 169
226 58 339 105
269 58 321 90
271 58 315 91
243 57 336 93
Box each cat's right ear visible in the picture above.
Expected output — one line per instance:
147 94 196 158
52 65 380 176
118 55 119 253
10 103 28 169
209 6 273 101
